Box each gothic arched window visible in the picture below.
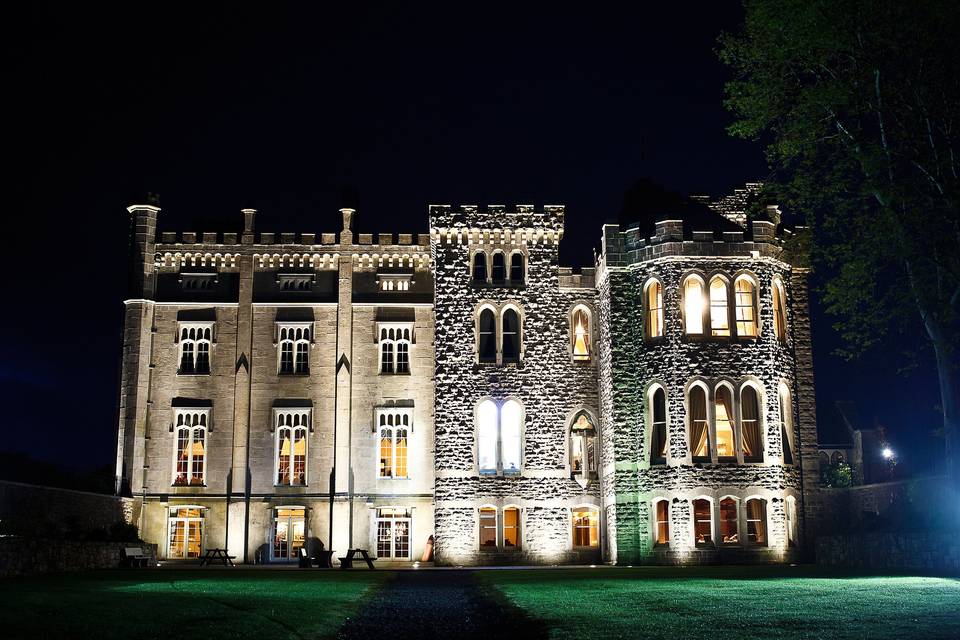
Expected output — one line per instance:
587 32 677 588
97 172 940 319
571 306 592 361
473 251 488 283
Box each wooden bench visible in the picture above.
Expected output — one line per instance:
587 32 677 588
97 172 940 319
338 548 376 570
122 547 149 568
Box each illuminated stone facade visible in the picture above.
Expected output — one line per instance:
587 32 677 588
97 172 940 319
116 199 817 566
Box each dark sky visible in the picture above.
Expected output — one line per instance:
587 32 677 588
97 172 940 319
5 3 944 475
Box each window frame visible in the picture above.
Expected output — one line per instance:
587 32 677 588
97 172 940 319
739 381 764 464
171 409 210 487
571 506 600 549
569 409 599 483
733 273 759 339
276 322 313 376
692 497 715 548
472 250 489 283
681 274 707 337
274 408 311 486
475 397 524 477
649 384 668 465
377 323 413 375
772 276 788 343
478 505 499 550
718 495 740 546
475 303 525 366
177 322 214 376
376 407 413 480
652 498 670 547
500 305 523 364
708 275 733 338
508 251 525 285
644 278 665 340
687 382 711 463
744 497 768 546
778 382 795 465
570 303 594 363
167 505 205 559
714 382 738 462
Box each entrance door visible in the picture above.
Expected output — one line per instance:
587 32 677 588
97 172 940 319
376 507 411 560
168 507 204 559
273 508 306 562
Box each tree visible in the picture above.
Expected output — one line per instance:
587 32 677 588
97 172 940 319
720 0 960 488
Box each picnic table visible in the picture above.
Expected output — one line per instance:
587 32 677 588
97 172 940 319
316 549 335 568
338 548 376 570
200 548 236 566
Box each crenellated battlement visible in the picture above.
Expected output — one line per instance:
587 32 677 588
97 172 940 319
557 266 597 290
429 204 565 245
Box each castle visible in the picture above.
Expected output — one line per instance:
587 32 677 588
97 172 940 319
115 195 817 565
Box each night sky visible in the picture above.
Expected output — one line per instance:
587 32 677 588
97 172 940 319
5 3 944 476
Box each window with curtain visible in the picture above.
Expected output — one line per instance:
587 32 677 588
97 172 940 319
570 412 598 480
709 277 730 337
378 412 410 479
719 497 739 544
572 508 599 548
654 500 670 546
646 280 664 338
746 499 767 545
473 251 488 282
479 507 497 548
503 507 521 548
683 277 705 335
779 384 794 465
501 308 521 363
275 410 309 486
491 252 506 283
173 410 207 486
478 309 497 363
650 387 667 464
741 385 762 462
734 276 758 337
689 386 710 460
693 499 712 546
772 278 787 341
477 400 498 474
500 399 523 475
715 386 736 459
509 253 524 284
571 306 591 361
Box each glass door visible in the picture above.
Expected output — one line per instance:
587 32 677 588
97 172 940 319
168 507 204 559
375 507 411 560
272 508 306 562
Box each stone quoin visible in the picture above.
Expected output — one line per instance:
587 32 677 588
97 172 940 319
115 193 817 565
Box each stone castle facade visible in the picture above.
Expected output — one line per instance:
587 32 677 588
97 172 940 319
116 197 817 565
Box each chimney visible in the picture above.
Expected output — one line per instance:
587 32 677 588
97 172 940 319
340 207 355 245
241 208 257 244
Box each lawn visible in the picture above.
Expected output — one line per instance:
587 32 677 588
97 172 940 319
0 569 386 640
478 566 960 640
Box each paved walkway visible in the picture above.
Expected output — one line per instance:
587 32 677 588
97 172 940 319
337 570 547 639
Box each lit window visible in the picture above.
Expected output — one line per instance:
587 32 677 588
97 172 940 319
683 276 705 335
379 275 412 291
275 410 310 486
501 308 521 363
479 507 498 548
477 398 523 475
772 278 787 341
571 306 591 361
509 253 524 284
746 498 767 545
376 507 411 559
719 497 739 544
572 507 599 548
478 308 497 363
715 386 736 459
377 409 411 479
278 324 311 375
650 387 667 464
473 251 488 283
709 277 730 337
654 500 670 546
491 252 506 283
734 276 758 337
741 385 762 462
693 499 713 546
786 496 798 547
178 323 213 375
503 507 521 548
378 324 412 374
168 507 203 559
689 386 710 460
779 383 794 465
273 507 306 562
570 411 598 481
646 280 664 339
172 409 208 486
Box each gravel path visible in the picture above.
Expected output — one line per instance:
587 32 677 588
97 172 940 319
336 571 548 639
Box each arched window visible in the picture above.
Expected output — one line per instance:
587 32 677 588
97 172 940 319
786 496 798 547
276 411 309 486
745 498 767 545
509 252 524 284
740 384 762 462
501 307 521 363
650 386 667 465
278 324 310 375
503 506 521 548
818 451 830 471
653 499 670 546
378 414 409 479
477 400 498 474
779 383 794 465
831 451 844 466
178 323 213 375
689 385 710 461
380 325 412 374
491 252 506 283
572 507 599 548
734 275 758 337
479 507 498 548
570 411 598 482
772 278 787 342
571 306 592 361
476 398 523 475
719 497 739 544
682 275 705 335
715 385 736 459
473 251 488 283
709 276 731 337
173 411 207 486
501 399 523 475
478 308 497 363
646 280 664 339
693 498 713 547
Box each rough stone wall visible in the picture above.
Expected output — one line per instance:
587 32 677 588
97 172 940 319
596 221 815 565
430 205 601 565
817 533 960 573
0 539 158 577
0 481 135 538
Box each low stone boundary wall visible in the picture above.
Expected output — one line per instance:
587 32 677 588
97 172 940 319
0 539 158 577
817 533 960 574
0 480 137 538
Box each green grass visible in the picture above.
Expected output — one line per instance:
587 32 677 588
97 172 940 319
0 569 386 640
478 566 960 640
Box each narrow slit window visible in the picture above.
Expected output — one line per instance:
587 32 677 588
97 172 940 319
473 252 488 282
715 386 736 459
491 253 506 283
501 308 521 363
683 277 704 335
746 499 767 545
509 253 524 283
651 387 667 464
647 280 664 338
654 500 670 546
689 386 710 460
741 386 762 462
709 277 730 337
572 307 591 361
734 277 758 337
478 309 497 363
